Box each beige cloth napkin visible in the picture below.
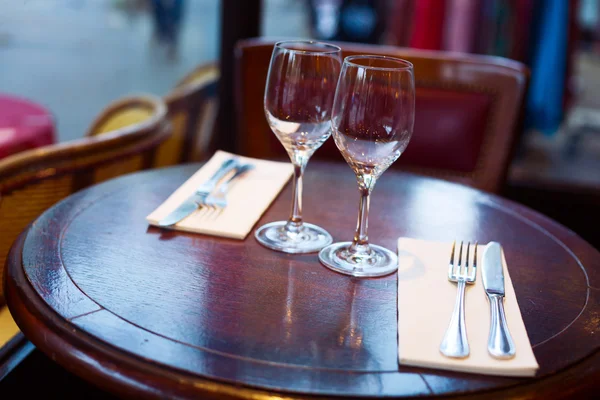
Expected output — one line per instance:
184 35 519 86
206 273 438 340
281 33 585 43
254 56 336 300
146 151 293 239
397 238 539 377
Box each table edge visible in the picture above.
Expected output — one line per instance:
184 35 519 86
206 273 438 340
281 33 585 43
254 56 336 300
6 226 600 399
4 164 600 398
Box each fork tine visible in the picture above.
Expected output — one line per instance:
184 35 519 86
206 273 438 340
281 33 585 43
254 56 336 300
457 241 463 275
472 242 478 279
465 242 470 275
200 206 214 219
206 208 219 221
197 206 209 218
448 240 456 277
207 206 219 217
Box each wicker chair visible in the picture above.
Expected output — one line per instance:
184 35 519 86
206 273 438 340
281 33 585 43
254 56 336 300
0 94 169 358
155 63 219 167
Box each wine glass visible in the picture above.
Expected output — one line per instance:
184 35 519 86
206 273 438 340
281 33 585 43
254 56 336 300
319 55 415 277
255 40 342 254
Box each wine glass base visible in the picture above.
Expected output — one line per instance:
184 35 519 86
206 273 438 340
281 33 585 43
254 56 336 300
255 221 333 254
318 242 398 277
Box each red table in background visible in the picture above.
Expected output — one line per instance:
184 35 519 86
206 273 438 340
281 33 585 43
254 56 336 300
0 94 55 160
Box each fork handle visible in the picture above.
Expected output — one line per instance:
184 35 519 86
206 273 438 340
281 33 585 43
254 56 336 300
487 294 516 359
440 280 469 358
197 158 238 193
217 165 252 194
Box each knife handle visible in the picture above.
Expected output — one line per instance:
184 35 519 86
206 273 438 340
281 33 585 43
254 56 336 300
487 294 516 359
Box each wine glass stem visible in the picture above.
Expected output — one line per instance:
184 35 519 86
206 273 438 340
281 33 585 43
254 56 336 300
350 187 371 253
285 162 305 233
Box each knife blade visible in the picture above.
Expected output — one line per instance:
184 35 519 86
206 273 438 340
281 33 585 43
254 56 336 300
482 242 505 295
156 193 206 227
157 158 238 226
482 242 516 359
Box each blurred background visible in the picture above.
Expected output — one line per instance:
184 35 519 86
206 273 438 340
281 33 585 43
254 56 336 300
0 0 599 246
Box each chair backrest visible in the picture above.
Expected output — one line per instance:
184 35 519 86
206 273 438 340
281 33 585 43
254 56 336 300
86 94 165 137
0 94 170 304
154 63 219 167
235 38 529 193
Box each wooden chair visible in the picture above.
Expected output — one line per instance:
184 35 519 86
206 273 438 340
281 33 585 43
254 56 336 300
0 94 169 368
155 63 219 167
235 38 529 193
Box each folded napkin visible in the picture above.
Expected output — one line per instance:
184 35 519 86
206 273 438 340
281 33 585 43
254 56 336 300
146 150 293 239
397 238 539 377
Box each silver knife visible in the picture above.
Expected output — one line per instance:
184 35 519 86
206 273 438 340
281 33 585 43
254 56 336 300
157 158 239 226
482 242 516 359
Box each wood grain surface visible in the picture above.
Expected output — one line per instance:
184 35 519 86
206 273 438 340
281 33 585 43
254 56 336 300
5 162 599 399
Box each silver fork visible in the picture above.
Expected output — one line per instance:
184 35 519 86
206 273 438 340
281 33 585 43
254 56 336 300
440 241 478 358
157 158 239 226
203 163 254 210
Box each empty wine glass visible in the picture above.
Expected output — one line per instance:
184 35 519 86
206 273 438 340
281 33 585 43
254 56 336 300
319 55 415 277
255 40 342 253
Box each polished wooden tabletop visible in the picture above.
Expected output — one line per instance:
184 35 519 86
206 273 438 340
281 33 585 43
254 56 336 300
5 162 599 399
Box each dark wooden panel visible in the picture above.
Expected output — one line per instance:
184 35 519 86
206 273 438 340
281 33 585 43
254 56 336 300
217 0 262 152
504 180 600 251
0 348 117 399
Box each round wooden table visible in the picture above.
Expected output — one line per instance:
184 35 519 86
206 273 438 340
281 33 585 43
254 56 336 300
5 163 599 399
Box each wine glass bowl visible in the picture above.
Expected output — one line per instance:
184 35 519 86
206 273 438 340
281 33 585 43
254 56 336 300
255 40 342 254
319 55 415 277
332 56 414 179
264 42 341 159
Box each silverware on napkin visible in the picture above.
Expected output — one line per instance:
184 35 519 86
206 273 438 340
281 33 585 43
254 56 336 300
482 241 516 359
157 158 239 226
440 241 478 359
204 163 254 210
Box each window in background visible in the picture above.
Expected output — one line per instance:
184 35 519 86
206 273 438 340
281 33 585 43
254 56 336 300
0 0 219 142
261 0 311 39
